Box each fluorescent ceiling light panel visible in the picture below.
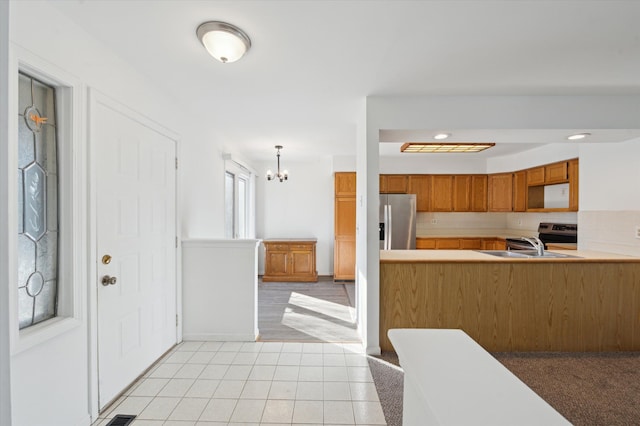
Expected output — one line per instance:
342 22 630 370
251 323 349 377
400 142 495 153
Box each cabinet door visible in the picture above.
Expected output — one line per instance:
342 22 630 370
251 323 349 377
545 162 568 183
335 197 356 237
416 238 436 249
470 175 488 212
291 247 314 275
408 175 431 212
335 172 356 196
265 247 289 276
459 239 482 249
568 159 579 211
383 175 408 193
527 167 545 185
334 239 356 280
431 175 454 211
513 171 527 212
488 173 513 212
453 175 471 212
435 238 460 249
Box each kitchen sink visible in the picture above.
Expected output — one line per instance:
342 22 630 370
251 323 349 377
476 250 581 259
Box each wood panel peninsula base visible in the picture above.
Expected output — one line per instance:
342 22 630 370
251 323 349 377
380 250 640 352
263 238 318 282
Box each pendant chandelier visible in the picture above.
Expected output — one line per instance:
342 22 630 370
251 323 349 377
266 145 288 182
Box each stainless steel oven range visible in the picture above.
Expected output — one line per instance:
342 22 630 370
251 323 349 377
506 222 577 251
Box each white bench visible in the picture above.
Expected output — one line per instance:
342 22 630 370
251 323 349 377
388 329 571 426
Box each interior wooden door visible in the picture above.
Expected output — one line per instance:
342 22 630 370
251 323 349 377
94 98 177 409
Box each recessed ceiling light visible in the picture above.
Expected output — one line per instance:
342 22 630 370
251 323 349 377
567 132 590 141
401 142 495 153
433 133 451 140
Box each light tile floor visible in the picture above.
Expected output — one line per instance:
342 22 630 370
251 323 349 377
93 341 386 426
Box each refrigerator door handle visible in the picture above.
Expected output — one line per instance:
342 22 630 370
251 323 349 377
383 205 389 250
387 204 392 250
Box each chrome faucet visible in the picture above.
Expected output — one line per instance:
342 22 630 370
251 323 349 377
521 236 545 256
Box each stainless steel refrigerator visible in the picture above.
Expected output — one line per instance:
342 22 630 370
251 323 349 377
379 194 416 249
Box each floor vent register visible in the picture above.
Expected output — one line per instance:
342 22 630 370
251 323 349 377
105 415 136 426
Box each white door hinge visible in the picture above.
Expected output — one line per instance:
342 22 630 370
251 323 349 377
175 236 178 248
175 157 178 169
176 315 179 327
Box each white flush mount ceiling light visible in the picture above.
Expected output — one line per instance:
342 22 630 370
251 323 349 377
433 133 451 140
567 132 591 141
401 142 495 153
196 21 251 63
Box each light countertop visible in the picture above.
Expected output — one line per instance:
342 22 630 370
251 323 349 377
380 249 640 263
416 228 538 239
263 238 317 242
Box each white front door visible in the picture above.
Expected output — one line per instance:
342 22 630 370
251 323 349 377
94 99 177 409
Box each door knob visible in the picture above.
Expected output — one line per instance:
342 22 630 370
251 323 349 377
101 275 117 286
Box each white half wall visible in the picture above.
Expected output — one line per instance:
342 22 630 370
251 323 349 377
255 157 334 276
182 239 260 341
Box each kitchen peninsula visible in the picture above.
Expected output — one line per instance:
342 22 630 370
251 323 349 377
380 250 640 352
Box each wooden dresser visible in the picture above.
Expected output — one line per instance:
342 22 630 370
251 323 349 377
263 238 318 282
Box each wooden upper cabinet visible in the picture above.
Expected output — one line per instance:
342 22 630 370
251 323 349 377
380 174 408 193
453 175 472 212
453 175 488 212
513 171 527 212
408 175 431 212
545 161 568 184
334 172 356 197
568 159 579 211
470 175 488 212
527 167 545 185
527 161 569 186
488 173 513 212
431 175 454 211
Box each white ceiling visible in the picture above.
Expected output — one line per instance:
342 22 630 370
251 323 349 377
51 0 640 162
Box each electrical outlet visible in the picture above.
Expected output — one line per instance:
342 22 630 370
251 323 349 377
517 219 523 226
636 226 640 239
431 219 437 224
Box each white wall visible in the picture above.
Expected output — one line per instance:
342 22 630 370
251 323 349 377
255 157 335 275
380 155 487 174
8 1 220 424
578 138 640 256
487 143 580 173
1 2 13 424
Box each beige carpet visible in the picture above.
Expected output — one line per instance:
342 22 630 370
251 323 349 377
369 351 640 426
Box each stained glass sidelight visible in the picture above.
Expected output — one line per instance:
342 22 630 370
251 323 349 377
17 72 59 329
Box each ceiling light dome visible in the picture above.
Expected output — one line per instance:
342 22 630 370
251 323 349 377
196 21 251 63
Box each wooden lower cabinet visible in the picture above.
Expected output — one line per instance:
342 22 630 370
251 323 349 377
263 239 318 282
380 261 640 352
334 238 356 280
417 237 504 250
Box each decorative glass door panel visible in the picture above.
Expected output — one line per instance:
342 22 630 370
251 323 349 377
17 72 59 329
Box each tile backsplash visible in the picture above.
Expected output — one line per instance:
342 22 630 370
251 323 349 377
416 212 578 236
